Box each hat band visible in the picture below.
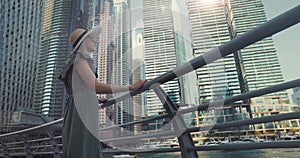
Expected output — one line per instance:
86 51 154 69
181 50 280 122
72 30 87 48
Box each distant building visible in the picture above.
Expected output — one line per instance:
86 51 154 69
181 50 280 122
186 0 288 104
132 59 147 134
93 0 114 128
35 0 94 119
292 87 300 105
142 0 181 117
0 0 44 125
229 0 288 101
187 0 241 103
112 0 133 133
184 0 290 142
193 96 300 145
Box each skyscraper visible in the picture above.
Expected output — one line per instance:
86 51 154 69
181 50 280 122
142 0 181 116
186 0 241 104
186 0 288 103
0 0 44 125
94 0 114 128
35 0 94 119
132 59 146 134
228 0 288 101
112 0 133 132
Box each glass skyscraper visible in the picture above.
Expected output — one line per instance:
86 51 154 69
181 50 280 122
142 0 181 116
0 0 44 125
112 0 133 132
186 0 288 103
35 0 94 119
229 0 288 101
187 0 241 103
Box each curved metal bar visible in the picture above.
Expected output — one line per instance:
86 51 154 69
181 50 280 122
188 141 300 151
178 78 300 115
99 114 169 131
99 141 300 154
0 118 63 138
101 131 176 143
188 112 300 132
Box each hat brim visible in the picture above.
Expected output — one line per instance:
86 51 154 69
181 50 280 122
72 25 102 53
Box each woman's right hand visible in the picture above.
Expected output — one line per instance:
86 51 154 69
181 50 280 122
129 79 148 91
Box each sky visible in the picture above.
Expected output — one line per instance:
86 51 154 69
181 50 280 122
262 0 300 82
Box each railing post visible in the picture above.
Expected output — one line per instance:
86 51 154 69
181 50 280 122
19 134 33 158
0 141 9 158
99 141 105 158
44 129 61 158
153 85 198 158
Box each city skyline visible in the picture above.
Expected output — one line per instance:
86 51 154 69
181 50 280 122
130 0 300 97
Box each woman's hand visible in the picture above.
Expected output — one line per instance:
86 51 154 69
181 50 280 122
129 79 148 91
98 97 107 103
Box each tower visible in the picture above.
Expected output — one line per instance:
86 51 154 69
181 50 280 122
0 0 44 125
35 0 94 119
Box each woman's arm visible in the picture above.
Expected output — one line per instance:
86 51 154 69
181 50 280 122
95 79 148 94
75 58 147 94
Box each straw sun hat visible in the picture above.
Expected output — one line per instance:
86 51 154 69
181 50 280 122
69 25 102 53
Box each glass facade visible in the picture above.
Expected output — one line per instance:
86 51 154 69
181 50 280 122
95 0 114 129
142 0 180 116
186 0 288 103
187 0 241 104
0 0 44 125
229 0 288 101
35 0 93 119
112 0 133 132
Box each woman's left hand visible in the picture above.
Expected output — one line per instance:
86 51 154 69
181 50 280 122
98 97 107 103
129 79 148 91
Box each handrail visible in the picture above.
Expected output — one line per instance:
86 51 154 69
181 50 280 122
178 78 300 115
0 118 63 138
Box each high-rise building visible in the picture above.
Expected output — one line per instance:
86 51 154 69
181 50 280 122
186 0 288 103
35 0 94 119
112 0 133 132
228 0 288 101
132 59 146 134
186 0 241 104
94 0 115 128
0 0 44 125
142 0 181 117
185 0 290 143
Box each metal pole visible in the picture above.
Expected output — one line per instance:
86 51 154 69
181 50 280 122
0 141 9 158
188 112 300 132
153 86 198 158
178 78 300 115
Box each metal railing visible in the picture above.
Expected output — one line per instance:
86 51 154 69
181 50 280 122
1 4 300 158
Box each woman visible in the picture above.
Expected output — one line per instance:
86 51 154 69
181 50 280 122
59 26 147 158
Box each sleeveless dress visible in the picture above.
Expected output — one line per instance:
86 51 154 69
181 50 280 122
59 51 102 158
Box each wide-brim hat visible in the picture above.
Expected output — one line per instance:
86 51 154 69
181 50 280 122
69 25 102 52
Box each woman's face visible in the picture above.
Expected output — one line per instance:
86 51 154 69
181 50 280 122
85 36 98 52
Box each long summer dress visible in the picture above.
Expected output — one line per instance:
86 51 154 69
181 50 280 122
59 51 101 158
